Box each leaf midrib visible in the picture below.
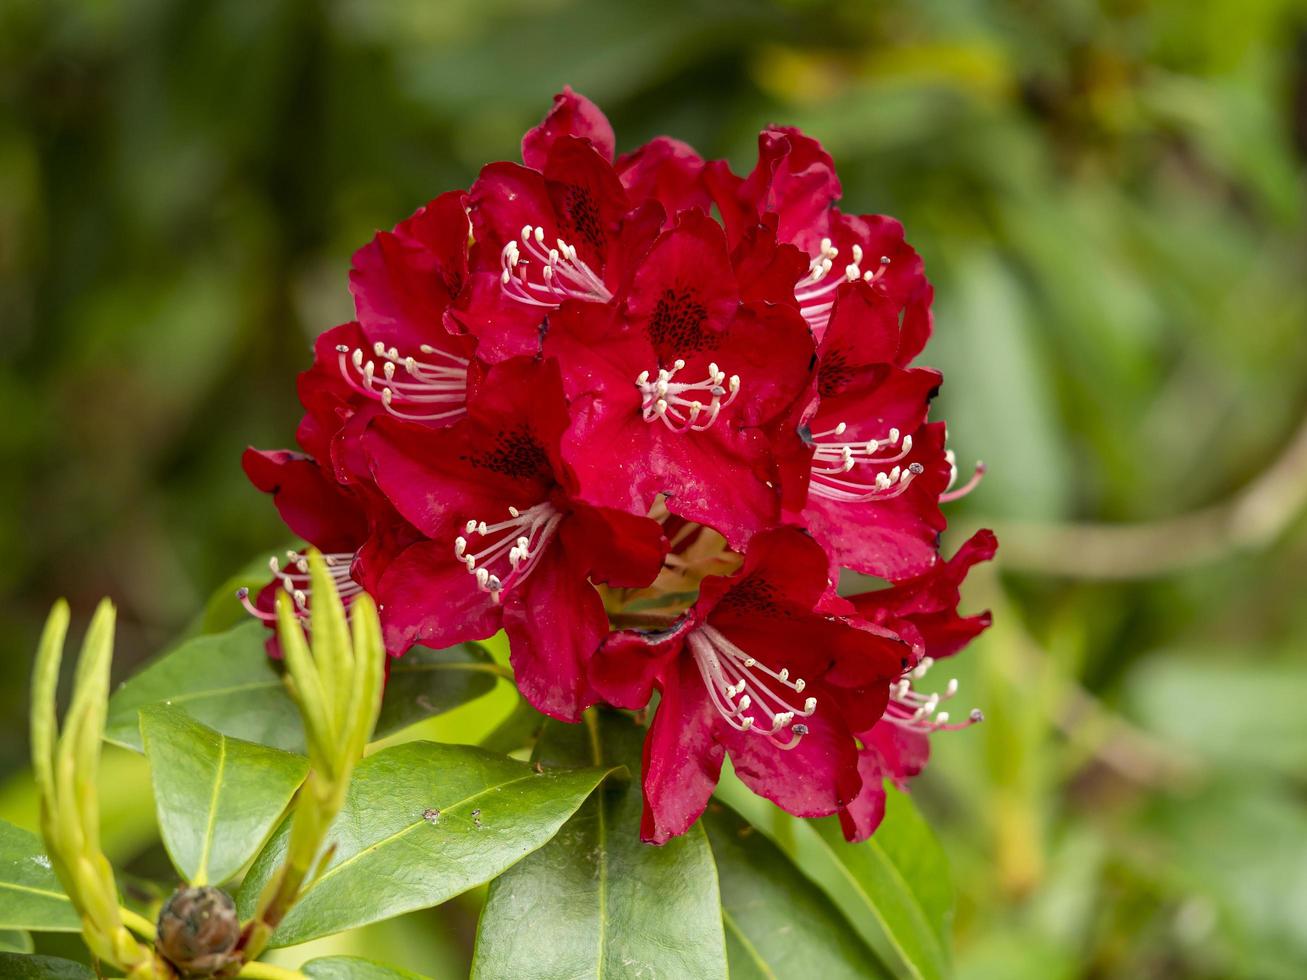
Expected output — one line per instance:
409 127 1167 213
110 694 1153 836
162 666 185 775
193 731 228 885
722 910 776 980
814 825 941 980
302 771 540 894
0 881 72 905
585 713 609 980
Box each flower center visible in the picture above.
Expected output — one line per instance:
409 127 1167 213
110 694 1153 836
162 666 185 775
807 422 924 503
637 359 740 433
336 341 468 423
688 623 817 750
454 502 563 603
500 224 614 308
885 656 983 733
794 238 890 335
237 550 360 622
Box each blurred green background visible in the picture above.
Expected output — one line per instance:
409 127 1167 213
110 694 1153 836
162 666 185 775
3 0 1307 976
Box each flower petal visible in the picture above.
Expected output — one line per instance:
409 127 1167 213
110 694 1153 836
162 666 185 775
616 136 710 229
241 448 367 553
522 86 616 169
349 190 470 349
640 653 725 844
502 541 609 722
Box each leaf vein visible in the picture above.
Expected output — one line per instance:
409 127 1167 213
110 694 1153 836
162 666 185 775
194 731 228 885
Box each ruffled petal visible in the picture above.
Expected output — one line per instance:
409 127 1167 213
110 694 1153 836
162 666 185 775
562 502 667 588
241 448 367 553
640 653 725 844
372 538 502 655
719 703 860 819
849 529 997 659
349 190 470 350
522 86 616 169
590 620 692 710
625 209 739 365
502 541 608 722
616 136 710 229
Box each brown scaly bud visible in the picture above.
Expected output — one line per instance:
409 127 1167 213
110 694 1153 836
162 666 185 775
155 886 240 977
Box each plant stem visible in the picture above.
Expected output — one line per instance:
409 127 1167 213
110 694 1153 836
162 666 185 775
120 905 157 940
971 410 1307 579
237 962 305 980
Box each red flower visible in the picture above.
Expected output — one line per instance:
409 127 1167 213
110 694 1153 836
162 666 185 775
838 531 997 841
242 88 994 846
591 528 913 844
364 356 666 721
238 448 412 650
455 127 662 361
544 210 814 549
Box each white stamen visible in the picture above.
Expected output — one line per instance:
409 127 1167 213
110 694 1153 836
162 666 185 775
637 358 740 433
452 502 563 604
885 660 982 735
499 225 613 309
687 624 817 750
240 549 361 624
794 241 892 336
808 420 924 504
336 342 468 423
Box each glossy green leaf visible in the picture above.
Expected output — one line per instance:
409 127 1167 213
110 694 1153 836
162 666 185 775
375 643 500 738
0 954 95 979
238 740 613 947
472 711 727 980
304 956 431 980
0 929 33 953
717 772 952 980
139 704 309 885
704 803 889 979
0 820 78 932
107 621 499 753
106 620 303 752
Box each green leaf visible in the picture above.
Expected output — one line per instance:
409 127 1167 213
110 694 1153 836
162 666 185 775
107 621 499 753
303 956 431 980
472 710 728 980
376 643 500 738
1125 651 1307 778
717 773 953 980
0 954 95 979
704 803 889 979
477 694 548 756
0 820 78 932
106 620 304 752
139 704 309 885
238 740 613 947
0 929 33 953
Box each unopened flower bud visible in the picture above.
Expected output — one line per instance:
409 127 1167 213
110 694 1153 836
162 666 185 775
156 886 240 976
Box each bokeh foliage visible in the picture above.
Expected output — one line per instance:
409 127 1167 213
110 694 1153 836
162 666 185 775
2 0 1306 976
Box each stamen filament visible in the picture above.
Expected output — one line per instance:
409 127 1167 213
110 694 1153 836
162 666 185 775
688 624 816 750
638 359 740 433
454 502 563 603
499 225 613 308
808 422 924 503
336 342 468 423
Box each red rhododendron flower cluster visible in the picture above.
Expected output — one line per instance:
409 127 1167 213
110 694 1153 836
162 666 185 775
242 88 995 843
